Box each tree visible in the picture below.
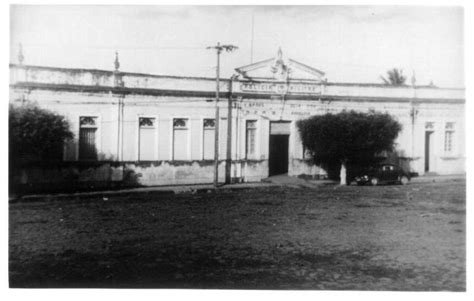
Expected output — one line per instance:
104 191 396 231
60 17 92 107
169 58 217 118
297 111 402 185
9 104 73 167
380 68 407 86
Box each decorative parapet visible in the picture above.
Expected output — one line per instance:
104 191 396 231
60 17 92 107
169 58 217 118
10 64 219 93
9 64 464 102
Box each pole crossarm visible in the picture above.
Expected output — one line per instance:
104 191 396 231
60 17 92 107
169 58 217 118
206 44 239 53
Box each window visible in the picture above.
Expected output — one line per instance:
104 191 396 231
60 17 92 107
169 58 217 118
246 120 257 159
79 116 98 160
203 118 215 160
444 122 455 152
138 117 156 161
173 118 189 160
425 122 434 130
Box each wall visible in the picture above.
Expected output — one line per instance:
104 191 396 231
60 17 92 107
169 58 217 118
10 161 232 194
9 64 465 192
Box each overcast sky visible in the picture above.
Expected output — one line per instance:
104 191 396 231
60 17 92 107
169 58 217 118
10 5 464 87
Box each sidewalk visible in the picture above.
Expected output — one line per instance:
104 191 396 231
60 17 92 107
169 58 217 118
11 181 279 202
410 174 466 183
262 173 337 188
265 173 466 187
11 173 465 202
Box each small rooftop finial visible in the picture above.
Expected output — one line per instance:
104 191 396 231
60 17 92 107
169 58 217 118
411 70 416 86
114 51 120 72
18 43 24 65
277 47 283 60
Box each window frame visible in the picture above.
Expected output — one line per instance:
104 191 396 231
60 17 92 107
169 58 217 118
245 120 258 159
77 115 101 161
444 122 455 154
202 118 216 160
171 117 191 161
137 115 158 161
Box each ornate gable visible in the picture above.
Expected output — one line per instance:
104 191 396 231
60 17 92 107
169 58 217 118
235 48 325 82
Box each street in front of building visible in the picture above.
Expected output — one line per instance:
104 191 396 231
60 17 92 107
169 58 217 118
9 177 465 290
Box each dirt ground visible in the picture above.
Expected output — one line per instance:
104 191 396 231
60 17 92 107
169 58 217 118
9 179 465 290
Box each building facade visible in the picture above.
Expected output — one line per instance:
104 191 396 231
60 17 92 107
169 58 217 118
9 50 465 188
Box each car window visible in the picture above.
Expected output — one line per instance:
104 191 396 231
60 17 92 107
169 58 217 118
382 165 395 171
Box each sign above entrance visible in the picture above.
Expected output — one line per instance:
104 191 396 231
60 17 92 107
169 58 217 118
240 82 322 95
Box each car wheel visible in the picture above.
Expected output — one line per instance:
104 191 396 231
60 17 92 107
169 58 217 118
399 176 409 185
370 177 379 186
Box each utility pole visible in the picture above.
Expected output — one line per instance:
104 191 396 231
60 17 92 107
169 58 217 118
226 74 239 184
410 70 417 160
207 43 238 187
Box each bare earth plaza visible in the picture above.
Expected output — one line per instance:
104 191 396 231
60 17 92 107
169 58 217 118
8 5 466 292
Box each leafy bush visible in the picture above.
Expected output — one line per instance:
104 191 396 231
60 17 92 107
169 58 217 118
297 110 402 184
9 104 73 166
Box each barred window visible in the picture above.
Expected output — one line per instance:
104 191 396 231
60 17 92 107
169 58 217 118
246 120 257 158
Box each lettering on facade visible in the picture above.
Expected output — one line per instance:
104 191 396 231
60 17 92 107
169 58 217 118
242 101 322 118
291 111 311 116
240 82 322 95
240 101 418 120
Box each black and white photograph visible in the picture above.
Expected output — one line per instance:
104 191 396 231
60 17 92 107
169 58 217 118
6 2 470 297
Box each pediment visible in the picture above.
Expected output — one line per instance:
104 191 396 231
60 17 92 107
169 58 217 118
235 48 325 82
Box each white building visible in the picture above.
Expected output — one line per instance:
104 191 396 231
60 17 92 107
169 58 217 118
9 49 465 188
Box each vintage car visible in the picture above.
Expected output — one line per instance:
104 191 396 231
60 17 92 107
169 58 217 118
353 164 410 186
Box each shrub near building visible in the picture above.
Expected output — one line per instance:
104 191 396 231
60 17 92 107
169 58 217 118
297 111 402 185
9 104 73 167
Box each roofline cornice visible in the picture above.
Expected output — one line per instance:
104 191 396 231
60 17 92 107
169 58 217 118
9 64 465 90
11 82 465 104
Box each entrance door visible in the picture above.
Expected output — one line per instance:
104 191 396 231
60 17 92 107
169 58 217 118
269 121 291 176
269 134 289 176
424 131 434 172
79 127 97 160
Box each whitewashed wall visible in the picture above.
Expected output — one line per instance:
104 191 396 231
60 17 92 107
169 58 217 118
9 64 465 187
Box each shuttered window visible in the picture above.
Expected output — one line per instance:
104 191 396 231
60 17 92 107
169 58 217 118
173 118 189 160
138 117 156 161
79 117 98 160
444 122 455 153
246 120 257 159
203 118 215 160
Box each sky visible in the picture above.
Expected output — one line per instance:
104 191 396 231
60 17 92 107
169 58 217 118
10 5 464 87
